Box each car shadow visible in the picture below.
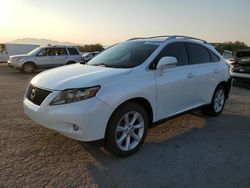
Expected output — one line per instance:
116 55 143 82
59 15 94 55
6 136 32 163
80 113 250 188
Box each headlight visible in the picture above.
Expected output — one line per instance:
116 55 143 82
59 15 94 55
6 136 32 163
50 86 101 105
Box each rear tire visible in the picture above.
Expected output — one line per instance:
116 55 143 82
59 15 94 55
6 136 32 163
105 103 148 157
22 62 36 74
202 85 226 116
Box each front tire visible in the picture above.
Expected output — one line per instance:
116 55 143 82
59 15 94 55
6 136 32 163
105 103 148 157
203 85 226 116
22 62 36 74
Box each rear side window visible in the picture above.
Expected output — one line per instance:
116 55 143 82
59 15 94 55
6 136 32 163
187 43 211 64
54 48 68 56
209 50 220 62
156 42 189 66
67 48 79 55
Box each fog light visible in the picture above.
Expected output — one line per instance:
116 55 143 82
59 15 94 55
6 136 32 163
73 124 79 131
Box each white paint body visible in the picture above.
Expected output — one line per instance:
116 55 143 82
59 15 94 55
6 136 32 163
23 38 231 141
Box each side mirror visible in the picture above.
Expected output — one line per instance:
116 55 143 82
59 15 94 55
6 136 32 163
157 56 177 70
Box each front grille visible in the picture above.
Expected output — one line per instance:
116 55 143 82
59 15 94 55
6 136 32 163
26 84 52 106
231 66 250 73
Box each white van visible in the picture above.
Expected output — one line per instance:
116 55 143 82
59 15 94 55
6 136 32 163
0 43 39 63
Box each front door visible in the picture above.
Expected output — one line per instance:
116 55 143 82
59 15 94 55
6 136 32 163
154 42 196 120
35 48 56 68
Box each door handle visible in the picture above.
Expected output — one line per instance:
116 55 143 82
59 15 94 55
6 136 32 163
187 73 194 78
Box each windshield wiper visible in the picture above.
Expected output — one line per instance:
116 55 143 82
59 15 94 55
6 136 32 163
91 63 112 67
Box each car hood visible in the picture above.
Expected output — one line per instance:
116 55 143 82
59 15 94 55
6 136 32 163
9 54 29 58
31 64 131 90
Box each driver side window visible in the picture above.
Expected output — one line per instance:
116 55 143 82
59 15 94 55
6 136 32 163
155 42 190 67
37 48 54 57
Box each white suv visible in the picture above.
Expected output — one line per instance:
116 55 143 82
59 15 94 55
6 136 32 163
9 46 82 73
23 36 231 157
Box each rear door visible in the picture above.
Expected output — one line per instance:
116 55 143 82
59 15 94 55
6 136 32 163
52 48 68 66
186 42 221 105
155 42 196 120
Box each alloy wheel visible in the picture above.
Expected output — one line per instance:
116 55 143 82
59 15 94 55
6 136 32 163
115 111 145 151
213 89 225 113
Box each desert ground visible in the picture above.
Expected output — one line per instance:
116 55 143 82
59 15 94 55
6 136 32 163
0 64 250 188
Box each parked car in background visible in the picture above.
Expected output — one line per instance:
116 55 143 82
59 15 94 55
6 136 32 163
0 43 39 63
222 50 234 65
23 35 231 157
81 52 99 63
8 46 82 73
230 49 250 81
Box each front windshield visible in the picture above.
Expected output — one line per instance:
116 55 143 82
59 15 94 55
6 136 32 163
28 47 41 55
236 51 250 58
87 41 159 68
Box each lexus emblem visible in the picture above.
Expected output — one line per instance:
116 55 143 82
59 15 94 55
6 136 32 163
31 89 36 100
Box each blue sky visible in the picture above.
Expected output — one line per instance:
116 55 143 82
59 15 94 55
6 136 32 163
1 0 250 45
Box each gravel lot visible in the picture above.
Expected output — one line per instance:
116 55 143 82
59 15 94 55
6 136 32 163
0 64 250 188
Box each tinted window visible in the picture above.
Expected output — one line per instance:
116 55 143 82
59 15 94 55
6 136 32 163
236 51 250 58
68 48 79 55
209 50 220 62
156 42 189 66
187 43 211 64
37 48 54 56
54 48 67 56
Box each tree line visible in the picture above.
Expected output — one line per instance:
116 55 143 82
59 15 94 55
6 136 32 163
77 44 104 52
212 41 249 54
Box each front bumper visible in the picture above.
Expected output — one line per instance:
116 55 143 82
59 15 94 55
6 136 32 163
230 71 250 79
23 91 114 142
8 60 23 69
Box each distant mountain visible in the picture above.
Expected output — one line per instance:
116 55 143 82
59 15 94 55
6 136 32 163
8 38 77 47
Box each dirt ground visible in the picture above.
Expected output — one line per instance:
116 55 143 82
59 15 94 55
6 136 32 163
0 64 250 188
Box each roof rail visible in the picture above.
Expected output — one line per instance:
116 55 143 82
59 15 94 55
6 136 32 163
167 35 207 43
128 35 207 44
127 35 172 41
49 45 76 47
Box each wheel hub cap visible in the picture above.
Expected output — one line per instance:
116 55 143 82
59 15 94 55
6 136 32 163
213 89 225 113
115 111 144 151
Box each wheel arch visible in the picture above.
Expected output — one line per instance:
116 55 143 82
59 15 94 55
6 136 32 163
217 80 230 99
66 60 77 65
106 97 154 133
21 61 37 69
